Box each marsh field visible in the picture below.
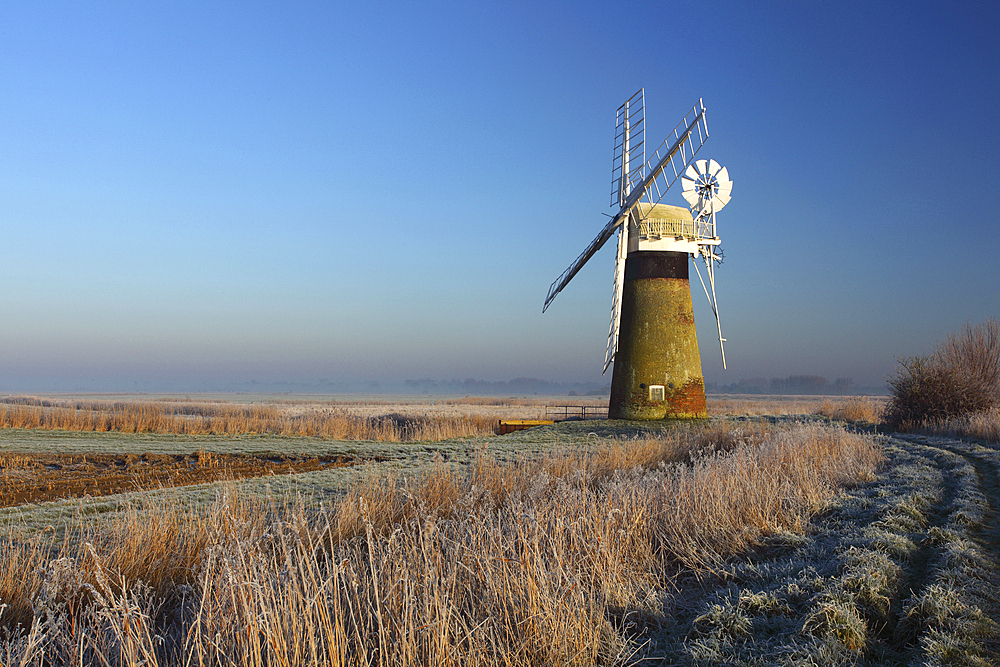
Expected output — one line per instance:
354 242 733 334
1 393 998 666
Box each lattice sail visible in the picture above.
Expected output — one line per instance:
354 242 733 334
544 99 712 342
611 90 645 208
632 99 709 219
604 223 628 372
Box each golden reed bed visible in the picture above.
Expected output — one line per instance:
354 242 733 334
0 394 888 442
0 421 880 666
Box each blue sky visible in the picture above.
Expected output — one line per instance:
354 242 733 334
2 0 998 392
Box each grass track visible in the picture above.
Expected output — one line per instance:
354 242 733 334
635 430 1000 665
891 433 1000 662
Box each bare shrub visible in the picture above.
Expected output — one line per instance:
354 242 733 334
884 320 1000 430
883 356 985 429
938 318 1000 400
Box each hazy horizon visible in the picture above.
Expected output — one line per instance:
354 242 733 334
3 1 997 395
0 372 889 397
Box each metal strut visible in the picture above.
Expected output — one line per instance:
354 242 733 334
691 211 727 369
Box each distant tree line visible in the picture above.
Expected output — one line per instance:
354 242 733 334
706 375 856 395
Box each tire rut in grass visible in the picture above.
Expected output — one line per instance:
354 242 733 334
876 439 960 663
796 436 957 665
954 442 1000 662
644 432 999 666
963 446 1000 662
888 434 1000 664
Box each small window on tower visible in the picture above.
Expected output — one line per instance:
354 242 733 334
649 385 665 402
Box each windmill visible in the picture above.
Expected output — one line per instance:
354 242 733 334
543 90 732 419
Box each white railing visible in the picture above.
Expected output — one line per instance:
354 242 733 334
638 217 716 240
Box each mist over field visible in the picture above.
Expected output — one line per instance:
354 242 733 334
0 373 888 397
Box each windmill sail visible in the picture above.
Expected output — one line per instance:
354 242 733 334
611 90 645 208
629 100 708 218
543 99 709 314
542 210 625 313
604 223 628 372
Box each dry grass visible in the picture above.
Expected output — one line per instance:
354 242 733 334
0 395 613 442
0 393 896 444
0 421 880 666
441 396 605 407
919 406 1000 444
816 396 885 423
708 394 878 418
0 399 499 442
709 395 888 424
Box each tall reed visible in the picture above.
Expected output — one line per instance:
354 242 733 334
1 421 880 666
0 401 498 442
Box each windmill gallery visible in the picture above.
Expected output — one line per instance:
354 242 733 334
544 91 732 420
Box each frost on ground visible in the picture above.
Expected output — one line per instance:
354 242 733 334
634 429 1000 666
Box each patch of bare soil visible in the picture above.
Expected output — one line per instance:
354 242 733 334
0 451 370 507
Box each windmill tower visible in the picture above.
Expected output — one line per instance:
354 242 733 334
543 91 732 420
